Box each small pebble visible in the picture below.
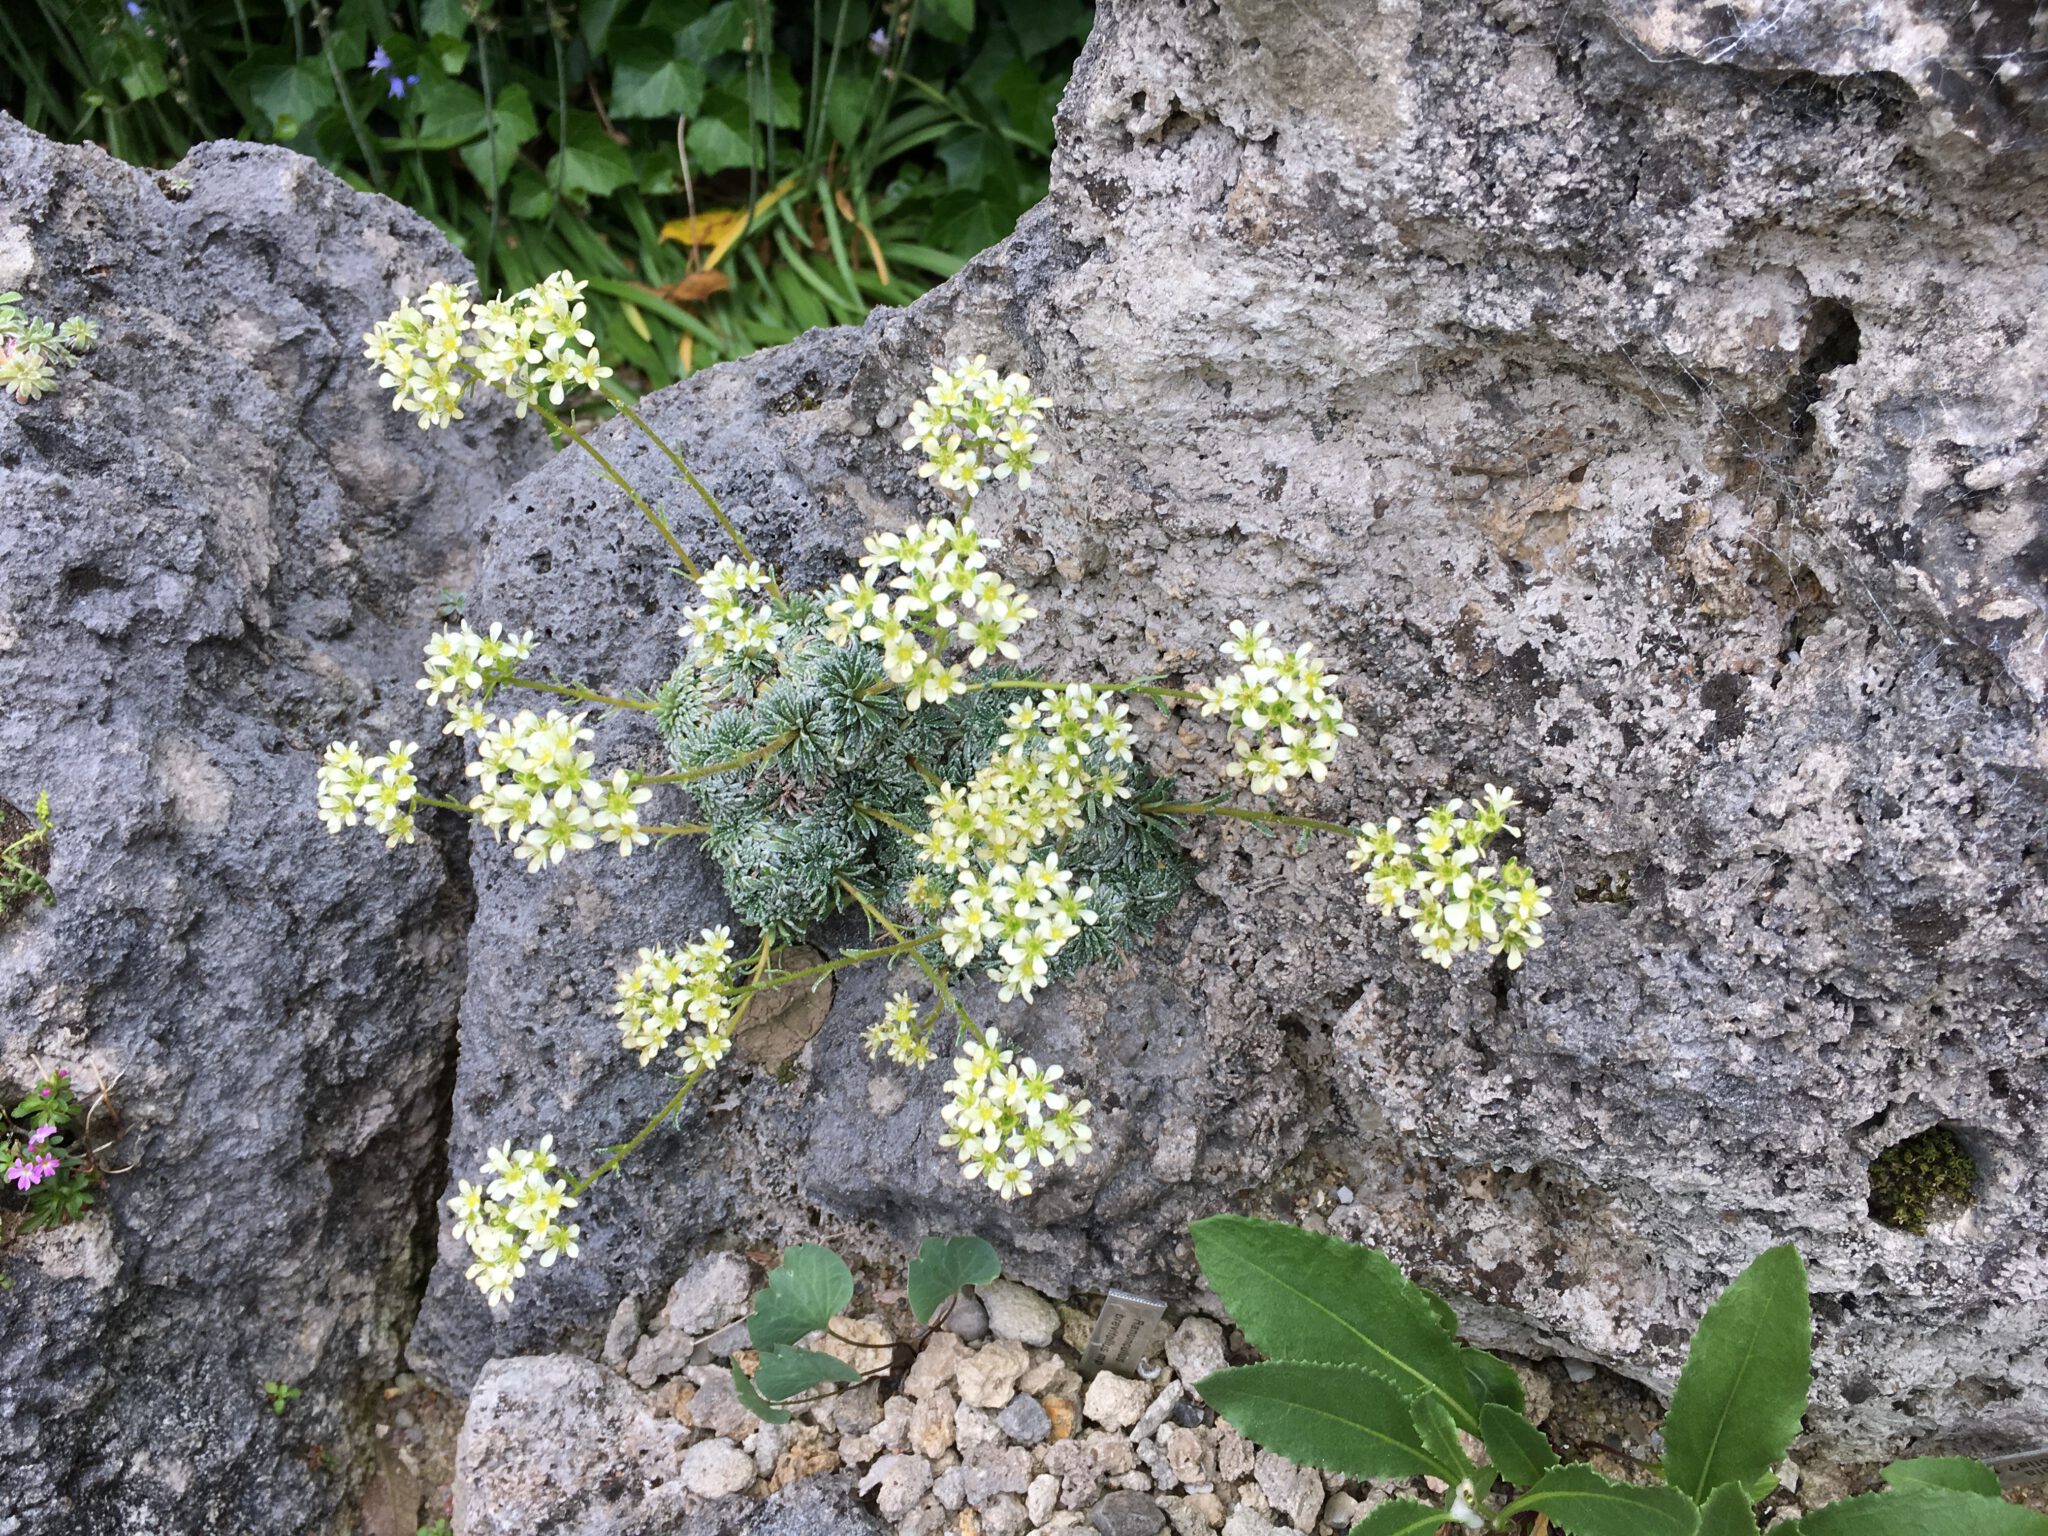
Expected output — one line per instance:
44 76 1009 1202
1092 1489 1170 1536
996 1391 1053 1446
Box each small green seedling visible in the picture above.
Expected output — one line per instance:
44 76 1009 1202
261 1380 301 1417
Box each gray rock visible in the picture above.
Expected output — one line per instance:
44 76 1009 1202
1093 1491 1170 1536
680 1439 756 1500
1084 1372 1155 1433
979 1493 1033 1536
396 0 2048 1462
602 1295 643 1369
1253 1449 1323 1532
995 1390 1053 1446
0 120 535 1535
692 1319 753 1364
664 1251 757 1334
931 1464 967 1512
628 1326 695 1388
1222 1508 1281 1536
452 1355 690 1534
674 1472 888 1536
1164 1427 1215 1489
941 1289 990 1340
956 1339 1032 1411
962 1444 1033 1504
858 1453 934 1521
1133 1380 1186 1443
979 1279 1062 1347
1166 1320 1228 1394
678 1366 761 1440
1027 1472 1062 1525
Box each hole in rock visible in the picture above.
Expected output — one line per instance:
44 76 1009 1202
1867 1123 1978 1234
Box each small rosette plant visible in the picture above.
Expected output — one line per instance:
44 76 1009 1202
0 294 98 404
319 270 1553 1308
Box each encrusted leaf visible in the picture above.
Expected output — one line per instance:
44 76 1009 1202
906 1235 1001 1324
745 1243 854 1349
1501 1464 1701 1536
1662 1245 1811 1504
1479 1402 1558 1488
1197 1362 1455 1482
1190 1215 1479 1431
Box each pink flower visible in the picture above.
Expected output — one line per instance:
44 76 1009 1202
5 1159 37 1191
26 1124 55 1148
31 1153 56 1179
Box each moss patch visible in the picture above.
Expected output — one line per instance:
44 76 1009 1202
1868 1125 1977 1234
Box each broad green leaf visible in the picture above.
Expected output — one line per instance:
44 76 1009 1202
906 1235 1000 1324
678 0 752 61
456 87 540 188
751 1343 861 1400
1197 1362 1453 1482
610 33 705 119
1695 1482 1761 1536
923 0 973 40
1662 1245 1811 1504
421 0 469 36
1883 1457 2002 1498
1422 1290 1458 1335
577 0 628 52
745 1244 854 1349
1190 1216 1478 1431
1777 1488 2048 1536
248 61 334 132
684 112 754 175
1411 1396 1478 1484
550 114 637 200
1479 1402 1557 1487
1502 1464 1701 1536
1462 1346 1525 1414
730 1361 790 1424
1352 1499 1457 1536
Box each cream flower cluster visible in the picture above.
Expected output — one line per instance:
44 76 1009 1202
1347 786 1553 968
1198 620 1358 796
939 1029 1093 1199
862 992 935 1067
681 557 782 682
0 294 98 404
613 928 739 1070
466 709 652 871
316 740 421 846
361 270 612 429
900 355 1051 497
826 515 1038 709
418 620 535 735
447 1136 580 1308
913 686 1130 1001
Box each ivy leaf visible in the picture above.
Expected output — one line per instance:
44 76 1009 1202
1501 1464 1702 1536
1882 1457 2003 1499
420 0 469 36
1197 1362 1455 1482
1695 1482 1761 1536
1479 1402 1558 1488
1775 1488 2048 1536
548 111 636 200
1350 1499 1459 1536
1190 1215 1478 1432
745 1244 854 1349
247 61 334 134
1662 1245 1810 1505
730 1361 790 1424
906 1235 1000 1324
684 110 754 175
610 31 705 119
751 1343 861 1400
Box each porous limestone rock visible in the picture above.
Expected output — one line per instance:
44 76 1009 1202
0 121 534 1534
406 0 2048 1462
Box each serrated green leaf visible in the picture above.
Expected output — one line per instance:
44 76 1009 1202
1696 1482 1761 1536
906 1235 1000 1324
730 1361 790 1424
1411 1396 1478 1484
1423 1290 1458 1335
1463 1346 1525 1414
1883 1457 2003 1498
1479 1402 1557 1487
745 1244 854 1349
1350 1498 1457 1536
1197 1362 1454 1482
1502 1464 1700 1536
751 1343 861 1400
1663 1245 1811 1504
1777 1488 2048 1536
1190 1216 1478 1431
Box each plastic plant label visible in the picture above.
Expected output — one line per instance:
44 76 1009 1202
1082 1289 1168 1378
1986 1448 2048 1488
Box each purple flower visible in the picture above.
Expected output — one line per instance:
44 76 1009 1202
5 1159 38 1191
125 1 144 16
387 72 419 99
368 44 392 74
26 1124 54 1148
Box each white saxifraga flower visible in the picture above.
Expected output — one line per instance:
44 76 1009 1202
680 557 783 683
418 620 535 730
613 927 738 1068
362 269 613 429
315 738 421 846
824 515 1039 710
1198 619 1357 797
900 355 1051 497
862 992 935 1067
1347 785 1552 968
448 1134 580 1308
938 1029 1093 1199
463 708 650 870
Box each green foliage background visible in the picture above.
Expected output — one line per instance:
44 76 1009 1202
0 0 1090 387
